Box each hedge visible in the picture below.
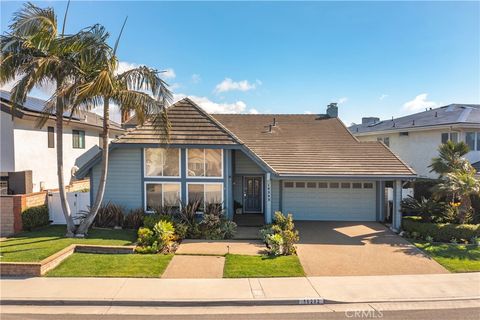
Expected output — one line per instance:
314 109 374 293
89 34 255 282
402 216 480 242
22 205 50 231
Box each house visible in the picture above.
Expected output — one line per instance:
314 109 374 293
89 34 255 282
0 90 124 194
349 104 480 179
76 99 416 230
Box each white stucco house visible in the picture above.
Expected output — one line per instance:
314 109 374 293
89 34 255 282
349 104 480 179
0 90 124 194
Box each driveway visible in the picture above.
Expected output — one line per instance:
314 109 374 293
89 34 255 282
295 221 448 276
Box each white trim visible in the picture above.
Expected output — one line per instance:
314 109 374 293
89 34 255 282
144 181 182 213
143 147 181 178
186 148 224 179
186 182 224 210
354 123 480 137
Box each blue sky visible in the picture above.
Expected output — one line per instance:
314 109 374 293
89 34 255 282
1 1 479 125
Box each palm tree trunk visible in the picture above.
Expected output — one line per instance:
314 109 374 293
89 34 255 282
76 98 110 235
55 93 76 236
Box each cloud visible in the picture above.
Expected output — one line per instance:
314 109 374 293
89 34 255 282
173 93 247 114
403 93 437 112
249 108 259 114
338 97 348 104
191 74 201 84
162 68 176 79
304 110 313 114
379 94 389 100
214 78 258 93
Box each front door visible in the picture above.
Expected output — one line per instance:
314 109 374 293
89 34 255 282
243 176 263 213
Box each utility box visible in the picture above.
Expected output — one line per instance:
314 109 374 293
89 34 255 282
8 170 33 194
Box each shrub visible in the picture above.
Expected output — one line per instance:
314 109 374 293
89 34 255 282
174 222 189 240
425 235 434 243
401 196 449 223
260 211 299 255
123 208 145 229
402 216 480 243
135 242 158 254
154 220 177 253
221 220 237 239
265 233 283 255
94 202 125 228
22 205 49 231
143 214 162 230
137 227 155 247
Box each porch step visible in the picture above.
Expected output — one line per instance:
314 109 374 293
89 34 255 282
233 227 262 240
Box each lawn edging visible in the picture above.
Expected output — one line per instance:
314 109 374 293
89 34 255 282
0 244 136 277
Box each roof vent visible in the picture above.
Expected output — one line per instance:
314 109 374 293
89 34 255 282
435 111 438 117
412 120 415 126
268 124 273 133
272 117 277 127
326 103 338 118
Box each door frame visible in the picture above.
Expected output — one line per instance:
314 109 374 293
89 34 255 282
242 175 264 214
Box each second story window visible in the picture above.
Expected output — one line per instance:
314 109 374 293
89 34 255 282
466 132 480 151
144 148 180 177
187 149 223 177
47 126 54 148
441 132 458 144
72 130 85 149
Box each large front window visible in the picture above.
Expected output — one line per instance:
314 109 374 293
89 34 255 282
145 148 180 177
187 183 223 210
187 149 223 177
466 132 480 151
145 183 181 211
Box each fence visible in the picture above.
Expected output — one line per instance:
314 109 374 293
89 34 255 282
48 191 90 225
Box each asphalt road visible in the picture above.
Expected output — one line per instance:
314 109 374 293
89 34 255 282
2 308 480 320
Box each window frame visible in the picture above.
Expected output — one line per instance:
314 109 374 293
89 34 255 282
47 126 54 148
144 181 182 213
465 131 480 151
186 182 224 211
442 132 459 144
186 148 224 179
72 129 85 149
143 148 181 178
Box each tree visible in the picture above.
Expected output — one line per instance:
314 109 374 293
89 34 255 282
0 3 109 236
435 162 480 224
429 140 470 177
69 22 172 235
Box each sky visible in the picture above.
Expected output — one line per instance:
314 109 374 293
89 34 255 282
1 1 479 125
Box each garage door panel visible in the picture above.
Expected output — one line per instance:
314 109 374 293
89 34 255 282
282 182 376 221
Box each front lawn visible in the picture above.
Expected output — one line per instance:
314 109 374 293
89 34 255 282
223 254 305 278
414 242 480 272
46 253 172 278
0 225 136 262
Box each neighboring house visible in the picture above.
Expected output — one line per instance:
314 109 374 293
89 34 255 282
77 99 415 230
0 90 124 194
349 104 480 179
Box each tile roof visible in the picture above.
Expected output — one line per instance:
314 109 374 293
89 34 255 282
349 104 480 135
114 98 238 145
0 90 123 131
212 114 415 176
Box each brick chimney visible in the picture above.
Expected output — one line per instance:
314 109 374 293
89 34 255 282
326 103 338 118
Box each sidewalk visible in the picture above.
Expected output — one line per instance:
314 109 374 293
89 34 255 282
1 273 479 306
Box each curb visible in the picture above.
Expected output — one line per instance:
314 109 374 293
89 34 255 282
1 297 479 307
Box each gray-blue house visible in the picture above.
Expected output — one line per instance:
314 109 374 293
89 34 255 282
77 99 416 230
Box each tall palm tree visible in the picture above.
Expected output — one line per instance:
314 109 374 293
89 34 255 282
429 140 470 177
0 3 110 236
66 25 172 235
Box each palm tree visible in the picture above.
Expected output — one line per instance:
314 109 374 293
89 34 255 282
68 24 172 235
0 3 109 236
436 162 480 224
429 140 470 177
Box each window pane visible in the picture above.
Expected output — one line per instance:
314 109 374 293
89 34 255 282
163 149 179 176
163 184 180 207
352 183 362 189
330 182 339 188
318 182 328 188
146 184 162 211
205 184 223 205
466 132 475 151
341 182 351 189
145 148 164 176
477 132 480 151
188 184 204 205
205 149 222 177
307 182 316 188
284 182 294 188
363 183 374 189
450 132 458 143
188 149 205 177
441 133 449 144
296 182 305 188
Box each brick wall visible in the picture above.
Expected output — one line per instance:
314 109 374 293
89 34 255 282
0 197 15 236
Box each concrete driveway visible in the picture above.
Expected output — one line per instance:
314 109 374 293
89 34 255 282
295 221 448 276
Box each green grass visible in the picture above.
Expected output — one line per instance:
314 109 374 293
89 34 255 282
414 242 480 272
0 225 136 262
224 254 305 278
46 253 173 278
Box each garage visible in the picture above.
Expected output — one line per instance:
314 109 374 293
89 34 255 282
282 181 377 221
